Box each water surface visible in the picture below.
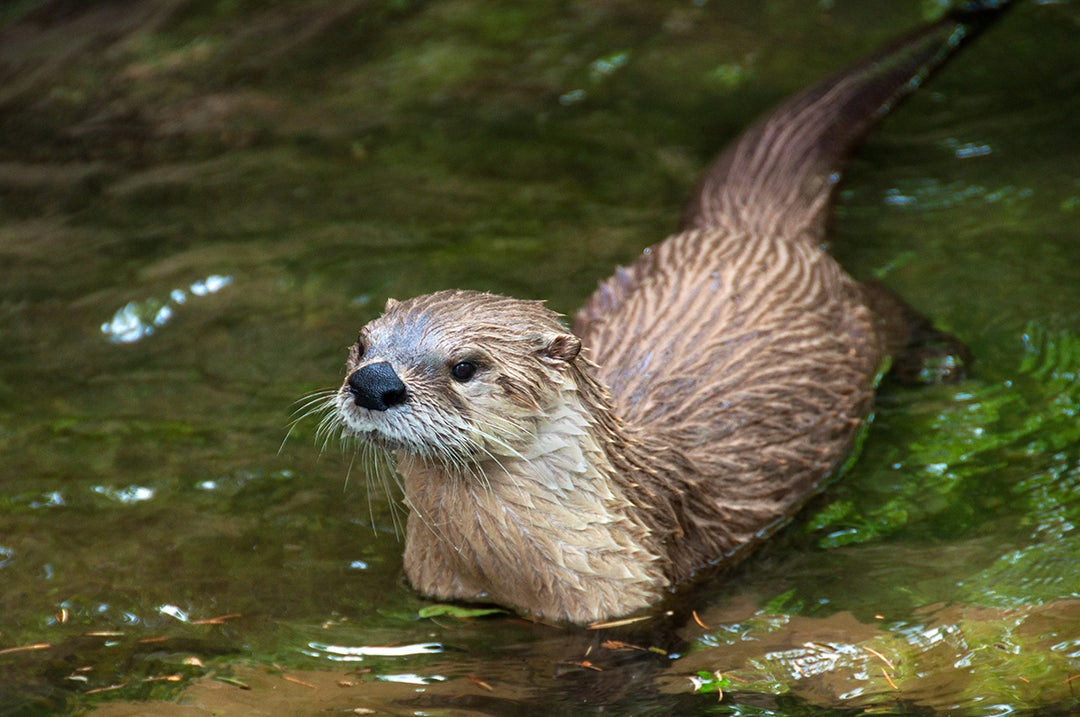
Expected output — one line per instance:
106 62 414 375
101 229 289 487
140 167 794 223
1 1 1078 714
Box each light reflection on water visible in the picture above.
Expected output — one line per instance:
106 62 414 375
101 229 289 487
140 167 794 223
0 0 1077 714
303 641 443 662
376 672 447 685
684 599 1080 710
942 137 993 159
882 178 1034 209
30 491 65 508
90 485 155 503
100 274 233 343
158 604 191 623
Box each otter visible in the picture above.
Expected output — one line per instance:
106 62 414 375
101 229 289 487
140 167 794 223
330 5 1006 624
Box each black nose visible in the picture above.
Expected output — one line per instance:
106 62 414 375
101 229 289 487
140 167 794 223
347 361 407 411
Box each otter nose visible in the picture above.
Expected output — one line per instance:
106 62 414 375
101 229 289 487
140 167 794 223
347 361 407 411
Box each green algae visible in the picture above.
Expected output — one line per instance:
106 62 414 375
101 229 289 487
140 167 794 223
1 0 1078 714
806 326 1080 568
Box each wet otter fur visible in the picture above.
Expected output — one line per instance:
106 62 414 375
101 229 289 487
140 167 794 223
332 5 1006 624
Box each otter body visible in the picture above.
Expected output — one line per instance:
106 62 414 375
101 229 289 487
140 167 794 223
333 8 1004 624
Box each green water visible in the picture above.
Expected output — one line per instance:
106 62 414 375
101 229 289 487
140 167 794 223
1 1 1078 714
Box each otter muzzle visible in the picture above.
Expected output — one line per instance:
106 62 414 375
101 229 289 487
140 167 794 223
347 361 407 411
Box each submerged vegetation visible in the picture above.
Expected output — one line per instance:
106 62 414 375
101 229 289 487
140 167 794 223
0 0 1078 714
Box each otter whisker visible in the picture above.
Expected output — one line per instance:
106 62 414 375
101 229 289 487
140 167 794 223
316 402 346 454
363 442 404 537
353 442 380 532
289 388 339 417
374 449 405 537
280 388 340 454
480 412 537 442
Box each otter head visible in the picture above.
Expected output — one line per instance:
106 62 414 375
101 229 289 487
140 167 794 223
336 289 583 465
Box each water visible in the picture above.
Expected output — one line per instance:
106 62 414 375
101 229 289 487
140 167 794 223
1 1 1078 714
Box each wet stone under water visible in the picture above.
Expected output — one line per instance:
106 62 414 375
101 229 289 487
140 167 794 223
0 0 1079 715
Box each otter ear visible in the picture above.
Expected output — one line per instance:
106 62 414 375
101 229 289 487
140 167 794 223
540 333 581 363
383 297 400 313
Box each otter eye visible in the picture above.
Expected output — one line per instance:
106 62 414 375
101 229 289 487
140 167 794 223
354 338 365 360
450 361 477 382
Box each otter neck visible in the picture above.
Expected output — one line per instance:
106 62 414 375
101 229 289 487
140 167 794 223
397 363 668 624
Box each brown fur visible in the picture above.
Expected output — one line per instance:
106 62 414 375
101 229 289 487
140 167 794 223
333 10 1002 624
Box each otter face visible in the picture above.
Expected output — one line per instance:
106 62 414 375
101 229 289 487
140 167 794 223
336 289 581 465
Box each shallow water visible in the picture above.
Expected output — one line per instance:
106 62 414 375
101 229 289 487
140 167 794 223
1 1 1078 715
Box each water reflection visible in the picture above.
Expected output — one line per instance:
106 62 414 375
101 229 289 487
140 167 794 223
303 641 443 661
100 274 233 343
0 0 1078 714
376 673 447 685
159 604 191 623
883 178 1033 210
942 137 993 159
30 491 64 508
90 485 155 503
674 598 1080 711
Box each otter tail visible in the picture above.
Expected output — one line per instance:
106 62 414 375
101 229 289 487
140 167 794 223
680 1 1012 241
